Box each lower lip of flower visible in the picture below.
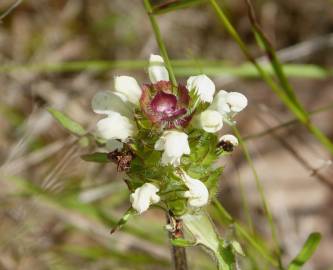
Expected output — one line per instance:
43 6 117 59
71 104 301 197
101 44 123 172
151 91 177 114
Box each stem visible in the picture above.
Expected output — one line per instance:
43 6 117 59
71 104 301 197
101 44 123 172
166 214 188 270
143 0 178 87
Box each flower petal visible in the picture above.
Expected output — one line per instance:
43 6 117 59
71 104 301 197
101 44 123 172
96 112 136 142
130 183 160 214
148 54 169 83
114 76 142 105
227 92 248 112
196 110 223 133
187 74 215 103
92 91 132 118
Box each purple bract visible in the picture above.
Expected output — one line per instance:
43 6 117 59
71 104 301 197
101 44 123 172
140 81 192 128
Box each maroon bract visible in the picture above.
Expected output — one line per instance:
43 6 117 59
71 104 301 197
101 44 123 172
140 81 192 128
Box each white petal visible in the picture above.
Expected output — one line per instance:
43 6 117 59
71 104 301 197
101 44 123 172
209 90 230 115
227 92 248 112
92 91 132 118
155 130 190 167
96 112 136 142
187 75 215 103
182 173 209 208
114 76 142 105
197 110 223 133
148 54 169 83
130 183 160 214
106 139 124 151
219 134 238 146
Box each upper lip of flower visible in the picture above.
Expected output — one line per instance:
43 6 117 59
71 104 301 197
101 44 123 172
140 80 192 128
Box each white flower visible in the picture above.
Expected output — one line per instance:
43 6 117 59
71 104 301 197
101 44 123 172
182 172 209 208
227 92 248 112
148 54 169 83
209 90 247 117
219 134 238 147
195 110 223 133
96 112 136 142
92 91 132 119
114 76 142 105
154 130 190 166
187 74 215 103
130 183 160 214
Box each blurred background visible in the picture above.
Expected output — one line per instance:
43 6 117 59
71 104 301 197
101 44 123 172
0 0 333 269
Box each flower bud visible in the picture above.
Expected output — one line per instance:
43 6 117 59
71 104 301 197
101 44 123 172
148 54 169 83
114 76 142 105
182 172 209 208
130 183 160 214
186 74 215 103
96 112 136 142
195 110 223 133
154 130 190 166
219 134 238 152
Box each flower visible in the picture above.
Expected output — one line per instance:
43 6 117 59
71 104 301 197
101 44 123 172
114 76 142 105
219 134 238 152
92 90 132 119
148 54 169 83
96 112 136 142
140 81 192 128
154 130 190 166
130 183 160 214
92 90 136 142
209 90 248 118
187 74 215 103
182 172 209 208
195 109 223 133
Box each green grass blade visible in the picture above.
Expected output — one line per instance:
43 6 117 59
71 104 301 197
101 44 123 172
0 61 331 79
152 0 205 15
143 0 178 86
287 233 321 270
208 0 333 155
232 126 283 268
211 198 278 266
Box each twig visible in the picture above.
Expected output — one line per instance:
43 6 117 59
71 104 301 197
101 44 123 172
0 0 23 22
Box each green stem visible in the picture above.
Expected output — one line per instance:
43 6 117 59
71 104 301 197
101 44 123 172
209 0 333 155
232 126 283 269
143 0 178 86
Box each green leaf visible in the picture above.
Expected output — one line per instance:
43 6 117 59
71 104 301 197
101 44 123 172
183 212 235 270
230 240 245 256
287 233 321 270
48 108 86 136
170 238 197 247
81 152 109 163
111 208 136 234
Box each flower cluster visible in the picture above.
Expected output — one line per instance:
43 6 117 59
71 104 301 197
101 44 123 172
92 54 247 217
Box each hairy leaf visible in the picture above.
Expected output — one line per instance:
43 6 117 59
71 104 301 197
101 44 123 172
48 108 86 136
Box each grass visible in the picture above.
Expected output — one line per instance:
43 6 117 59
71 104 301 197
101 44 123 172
0 0 329 269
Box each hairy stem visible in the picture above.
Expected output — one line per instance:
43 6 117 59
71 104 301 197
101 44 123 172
166 214 188 270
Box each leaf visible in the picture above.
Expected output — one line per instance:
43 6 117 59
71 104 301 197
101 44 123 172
287 232 321 270
48 108 86 136
110 208 137 234
230 240 245 256
81 152 109 163
170 238 197 247
183 212 235 270
152 0 205 15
